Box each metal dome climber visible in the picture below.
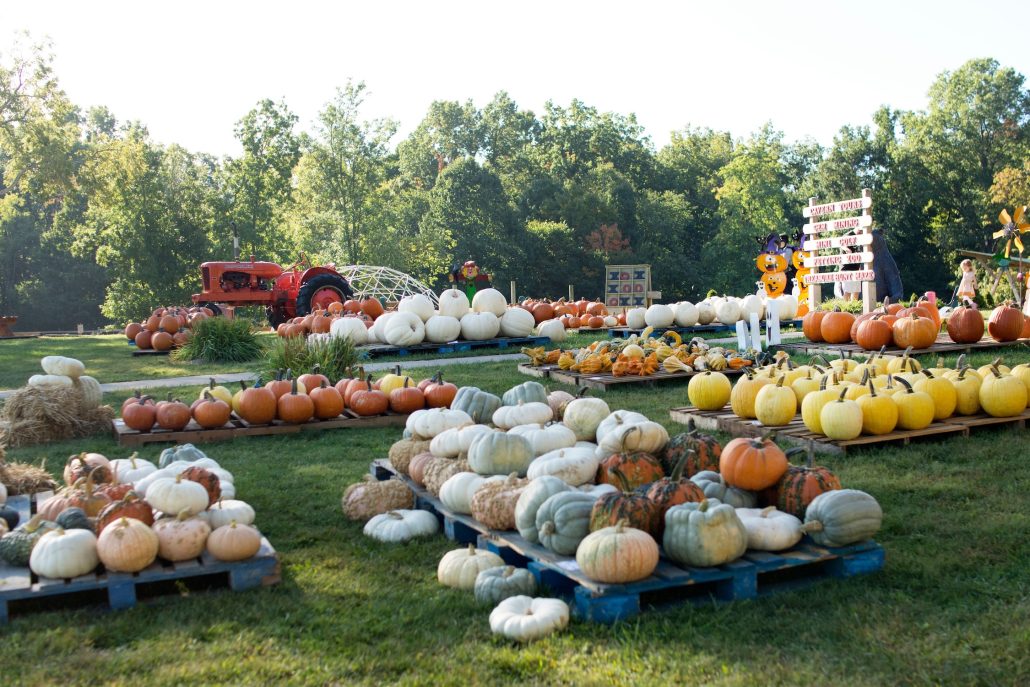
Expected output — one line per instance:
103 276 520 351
336 265 439 305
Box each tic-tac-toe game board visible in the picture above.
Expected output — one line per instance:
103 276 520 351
605 264 651 312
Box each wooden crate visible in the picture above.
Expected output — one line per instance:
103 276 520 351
516 363 560 379
0 493 280 624
775 334 1030 358
114 409 408 446
369 460 883 624
668 405 1030 455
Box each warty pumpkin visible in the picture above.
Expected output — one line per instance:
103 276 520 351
770 446 841 518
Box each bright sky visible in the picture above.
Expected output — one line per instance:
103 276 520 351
5 0 1030 158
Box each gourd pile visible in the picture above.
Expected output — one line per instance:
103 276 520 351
724 351 1030 439
0 356 113 448
119 368 457 431
124 306 214 351
294 287 571 347
522 329 754 377
0 444 264 579
802 297 1030 349
342 379 882 639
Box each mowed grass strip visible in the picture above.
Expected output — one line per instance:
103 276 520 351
2 357 1029 685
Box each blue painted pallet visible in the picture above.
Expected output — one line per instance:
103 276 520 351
0 494 280 624
606 320 804 339
370 460 885 624
361 335 549 358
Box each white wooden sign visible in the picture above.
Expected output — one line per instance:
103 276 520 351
803 252 874 268
804 270 875 284
804 233 873 250
802 214 873 235
802 196 872 218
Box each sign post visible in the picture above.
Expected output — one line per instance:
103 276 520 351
801 189 876 314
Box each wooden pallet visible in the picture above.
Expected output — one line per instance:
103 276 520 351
114 409 409 446
606 320 804 339
548 367 747 392
668 405 1030 455
775 334 1030 358
361 335 549 358
131 349 171 357
0 493 280 624
516 363 561 378
369 460 883 623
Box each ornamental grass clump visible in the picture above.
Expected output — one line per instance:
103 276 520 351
264 334 357 384
172 317 262 363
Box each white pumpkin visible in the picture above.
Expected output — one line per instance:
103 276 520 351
204 499 256 529
492 402 553 430
535 319 566 342
406 407 473 440
526 447 599 486
769 295 798 321
595 410 649 445
330 317 369 345
110 454 157 485
430 424 495 458
440 472 505 514
74 376 103 407
219 481 236 500
736 506 808 551
28 374 72 388
507 423 577 456
514 475 571 541
603 315 618 327
397 293 435 322
467 432 534 476
424 315 461 343
625 307 647 329
438 288 471 318
596 421 670 458
578 483 617 497
460 311 501 340
41 355 85 379
0 482 6 506
499 308 536 337
674 301 699 327
696 302 716 325
739 294 764 320
644 304 675 328
383 311 426 347
437 544 505 589
471 288 507 317
29 528 98 579
561 396 611 441
489 596 569 642
145 475 209 516
368 312 394 343
364 510 440 543
716 299 741 325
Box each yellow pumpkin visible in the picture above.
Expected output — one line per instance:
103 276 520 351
730 370 773 419
885 348 922 375
754 376 797 427
801 379 837 435
977 358 1011 379
979 367 1028 417
1010 363 1030 407
687 371 732 411
790 369 821 405
891 378 935 430
950 367 982 416
912 371 957 420
819 389 863 440
856 382 898 435
379 366 414 396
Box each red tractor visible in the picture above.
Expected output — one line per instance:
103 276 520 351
191 254 353 326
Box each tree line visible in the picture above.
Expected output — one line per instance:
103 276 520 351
2 36 1030 330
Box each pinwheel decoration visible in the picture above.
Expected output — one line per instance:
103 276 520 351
994 207 1030 260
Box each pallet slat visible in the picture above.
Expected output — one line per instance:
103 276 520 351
775 334 1029 358
369 459 883 623
361 335 549 358
545 367 747 392
669 405 1030 454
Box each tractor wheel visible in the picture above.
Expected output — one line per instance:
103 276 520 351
295 274 353 317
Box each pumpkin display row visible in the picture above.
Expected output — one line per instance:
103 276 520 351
724 351 1030 439
523 330 754 377
803 297 1030 350
0 445 265 577
345 380 880 591
124 306 215 351
119 367 458 431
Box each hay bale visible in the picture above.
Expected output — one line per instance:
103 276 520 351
0 385 114 448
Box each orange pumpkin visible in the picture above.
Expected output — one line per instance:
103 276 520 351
820 309 856 344
587 315 605 328
350 376 389 416
987 302 1024 342
892 313 937 349
238 384 277 425
125 322 142 341
193 392 231 429
310 381 345 419
389 379 426 414
122 397 156 431
853 315 893 351
134 329 153 349
586 300 608 317
946 301 985 343
151 329 174 351
756 252 788 273
802 310 828 342
277 379 314 423
761 271 788 297
596 452 665 490
360 297 385 320
719 435 789 491
424 373 457 408
531 302 555 324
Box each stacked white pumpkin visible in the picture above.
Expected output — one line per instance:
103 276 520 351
9 444 265 581
327 287 567 347
26 356 104 407
623 294 799 330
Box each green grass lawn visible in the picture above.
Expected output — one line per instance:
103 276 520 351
3 352 1030 685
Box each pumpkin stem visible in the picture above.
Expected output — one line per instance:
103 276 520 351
176 508 192 522
955 354 967 370
609 466 633 494
760 505 776 517
387 511 403 520
895 377 914 393
921 369 934 379
467 543 477 555
365 374 374 392
239 381 248 392
836 387 848 402
802 520 824 533
670 450 692 483
576 386 590 398
502 565 515 578
698 499 710 513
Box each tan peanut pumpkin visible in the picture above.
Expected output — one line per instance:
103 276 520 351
423 457 471 497
341 476 415 521
470 473 530 530
388 438 432 475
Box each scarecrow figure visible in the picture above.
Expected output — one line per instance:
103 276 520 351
448 260 492 304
